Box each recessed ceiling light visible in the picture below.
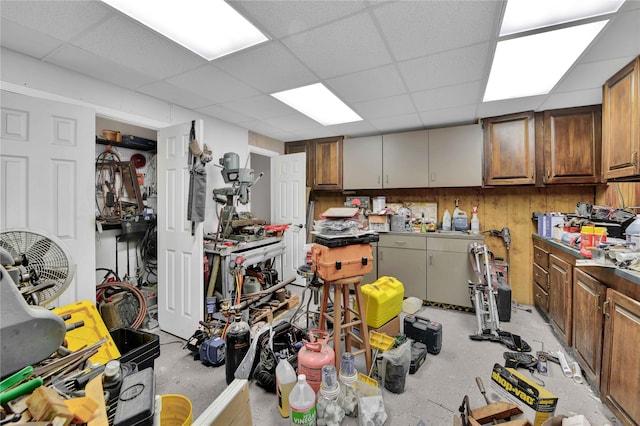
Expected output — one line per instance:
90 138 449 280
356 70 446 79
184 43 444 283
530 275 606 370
101 0 268 61
483 21 607 102
271 83 363 126
500 0 624 36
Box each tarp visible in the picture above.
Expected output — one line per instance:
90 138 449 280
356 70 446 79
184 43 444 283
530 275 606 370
187 121 211 234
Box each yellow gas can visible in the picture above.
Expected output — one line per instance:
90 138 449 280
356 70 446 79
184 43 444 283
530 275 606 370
360 276 405 328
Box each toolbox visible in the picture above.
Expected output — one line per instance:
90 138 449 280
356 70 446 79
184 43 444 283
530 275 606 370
360 276 404 328
409 341 428 374
404 315 442 355
111 327 160 371
113 367 155 426
311 243 373 281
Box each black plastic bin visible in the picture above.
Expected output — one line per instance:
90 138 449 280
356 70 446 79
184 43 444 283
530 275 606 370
110 327 160 371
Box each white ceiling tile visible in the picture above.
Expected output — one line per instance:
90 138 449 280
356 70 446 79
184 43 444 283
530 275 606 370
167 65 259 104
234 119 286 137
398 43 491 92
374 1 501 61
230 0 367 38
369 113 424 133
1 0 111 42
419 105 478 127
539 88 603 111
282 12 392 79
477 95 547 118
353 94 416 119
412 81 483 112
327 120 378 138
580 9 640 63
73 15 207 80
555 58 635 92
45 44 155 90
325 64 406 104
195 104 254 124
261 114 320 132
220 95 298 120
137 81 213 110
0 19 62 59
214 42 316 93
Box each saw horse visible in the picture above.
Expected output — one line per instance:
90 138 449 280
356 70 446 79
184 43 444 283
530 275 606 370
468 242 530 352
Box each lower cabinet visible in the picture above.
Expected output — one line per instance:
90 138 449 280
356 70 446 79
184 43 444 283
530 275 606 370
601 288 640 425
377 235 426 300
426 237 477 308
572 269 605 387
549 254 573 345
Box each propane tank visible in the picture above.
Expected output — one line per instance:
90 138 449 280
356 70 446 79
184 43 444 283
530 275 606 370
297 329 335 393
225 314 251 385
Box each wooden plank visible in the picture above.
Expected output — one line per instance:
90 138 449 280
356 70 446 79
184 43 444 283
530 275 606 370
192 379 252 426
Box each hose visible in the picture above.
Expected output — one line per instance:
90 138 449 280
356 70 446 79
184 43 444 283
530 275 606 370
96 281 147 329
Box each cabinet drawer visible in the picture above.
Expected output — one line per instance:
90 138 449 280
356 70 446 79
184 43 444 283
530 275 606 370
378 234 426 250
533 263 549 288
427 237 479 252
534 245 549 269
534 283 549 314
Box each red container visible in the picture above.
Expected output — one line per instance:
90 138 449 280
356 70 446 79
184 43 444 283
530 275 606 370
311 243 373 281
297 330 335 393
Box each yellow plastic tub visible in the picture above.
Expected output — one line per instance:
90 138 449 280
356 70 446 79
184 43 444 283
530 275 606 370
360 276 404 328
160 394 192 426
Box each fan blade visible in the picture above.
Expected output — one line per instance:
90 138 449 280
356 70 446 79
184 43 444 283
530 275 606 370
37 267 67 282
25 238 52 261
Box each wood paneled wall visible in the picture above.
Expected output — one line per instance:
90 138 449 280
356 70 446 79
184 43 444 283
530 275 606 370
596 182 640 210
312 185 596 305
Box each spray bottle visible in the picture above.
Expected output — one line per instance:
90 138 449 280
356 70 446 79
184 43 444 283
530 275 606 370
471 206 480 234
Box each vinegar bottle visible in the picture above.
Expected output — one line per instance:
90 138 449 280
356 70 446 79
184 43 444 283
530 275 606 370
289 374 316 426
276 358 297 418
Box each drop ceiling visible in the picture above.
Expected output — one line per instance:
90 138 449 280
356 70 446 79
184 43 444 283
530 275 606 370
1 0 639 142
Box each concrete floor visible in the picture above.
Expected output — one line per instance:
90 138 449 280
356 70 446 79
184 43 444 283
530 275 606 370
151 287 621 425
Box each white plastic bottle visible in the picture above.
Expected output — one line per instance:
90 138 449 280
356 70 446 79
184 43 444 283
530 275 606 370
276 358 297 418
471 206 480 234
442 209 452 231
289 374 316 425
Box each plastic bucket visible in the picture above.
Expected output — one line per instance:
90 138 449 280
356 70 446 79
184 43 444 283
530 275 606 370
160 394 192 426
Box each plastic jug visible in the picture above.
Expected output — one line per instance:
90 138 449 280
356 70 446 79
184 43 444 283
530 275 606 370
442 209 452 231
452 199 468 231
276 358 297 418
289 374 316 426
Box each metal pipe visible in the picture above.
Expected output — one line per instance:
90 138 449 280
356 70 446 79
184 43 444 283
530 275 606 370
228 277 295 311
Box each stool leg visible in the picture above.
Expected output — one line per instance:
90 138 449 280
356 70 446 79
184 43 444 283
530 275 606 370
353 283 372 374
342 285 352 354
333 283 341 371
319 283 330 331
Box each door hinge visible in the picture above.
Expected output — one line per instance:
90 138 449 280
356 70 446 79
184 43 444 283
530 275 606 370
633 151 638 167
596 293 601 311
602 299 611 318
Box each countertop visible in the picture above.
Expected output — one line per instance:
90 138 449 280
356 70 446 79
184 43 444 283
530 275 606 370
533 233 640 287
381 230 485 240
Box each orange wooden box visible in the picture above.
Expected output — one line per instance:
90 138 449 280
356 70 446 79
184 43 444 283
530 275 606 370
311 243 373 281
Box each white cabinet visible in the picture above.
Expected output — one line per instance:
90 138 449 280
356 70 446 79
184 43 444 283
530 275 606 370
382 130 430 188
428 124 483 187
343 136 383 189
377 234 427 299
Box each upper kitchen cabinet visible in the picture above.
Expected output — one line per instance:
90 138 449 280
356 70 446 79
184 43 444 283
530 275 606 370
285 136 343 190
382 130 429 188
343 135 383 189
428 124 483 187
602 56 640 180
483 111 536 185
543 105 602 184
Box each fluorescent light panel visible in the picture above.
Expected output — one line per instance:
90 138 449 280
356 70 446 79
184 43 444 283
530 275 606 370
484 20 608 102
101 0 268 61
500 0 624 36
272 83 362 126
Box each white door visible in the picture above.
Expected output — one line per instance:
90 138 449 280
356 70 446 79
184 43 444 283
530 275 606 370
157 121 204 339
271 153 306 284
0 90 95 306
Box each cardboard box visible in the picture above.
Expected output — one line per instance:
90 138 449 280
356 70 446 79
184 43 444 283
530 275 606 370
368 214 389 233
352 315 400 349
490 363 558 426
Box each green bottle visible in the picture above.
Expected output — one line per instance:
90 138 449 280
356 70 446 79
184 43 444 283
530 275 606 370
420 212 427 233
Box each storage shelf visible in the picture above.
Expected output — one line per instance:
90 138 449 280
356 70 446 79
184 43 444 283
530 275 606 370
96 136 156 152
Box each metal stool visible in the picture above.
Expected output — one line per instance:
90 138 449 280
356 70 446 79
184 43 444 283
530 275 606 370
318 275 372 374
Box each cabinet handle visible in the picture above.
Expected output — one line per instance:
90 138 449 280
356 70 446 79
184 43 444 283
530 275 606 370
377 175 381 185
546 167 551 179
535 294 541 299
395 241 407 247
385 174 389 184
633 151 638 166
379 251 383 262
602 299 610 318
431 172 436 182
429 255 433 266
535 272 540 278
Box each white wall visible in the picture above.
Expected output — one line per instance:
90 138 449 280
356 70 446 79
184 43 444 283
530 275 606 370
1 47 251 283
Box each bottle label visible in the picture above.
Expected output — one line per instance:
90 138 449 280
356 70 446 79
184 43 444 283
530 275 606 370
291 404 316 425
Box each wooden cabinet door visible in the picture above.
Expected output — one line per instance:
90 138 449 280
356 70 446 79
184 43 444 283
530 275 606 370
572 269 605 387
601 288 640 425
483 111 535 185
382 130 429 188
549 254 572 345
343 136 382 189
603 56 640 180
313 137 343 190
285 140 313 188
427 124 482 187
544 105 602 184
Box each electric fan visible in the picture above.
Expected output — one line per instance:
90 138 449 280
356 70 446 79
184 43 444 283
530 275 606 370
0 228 75 306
